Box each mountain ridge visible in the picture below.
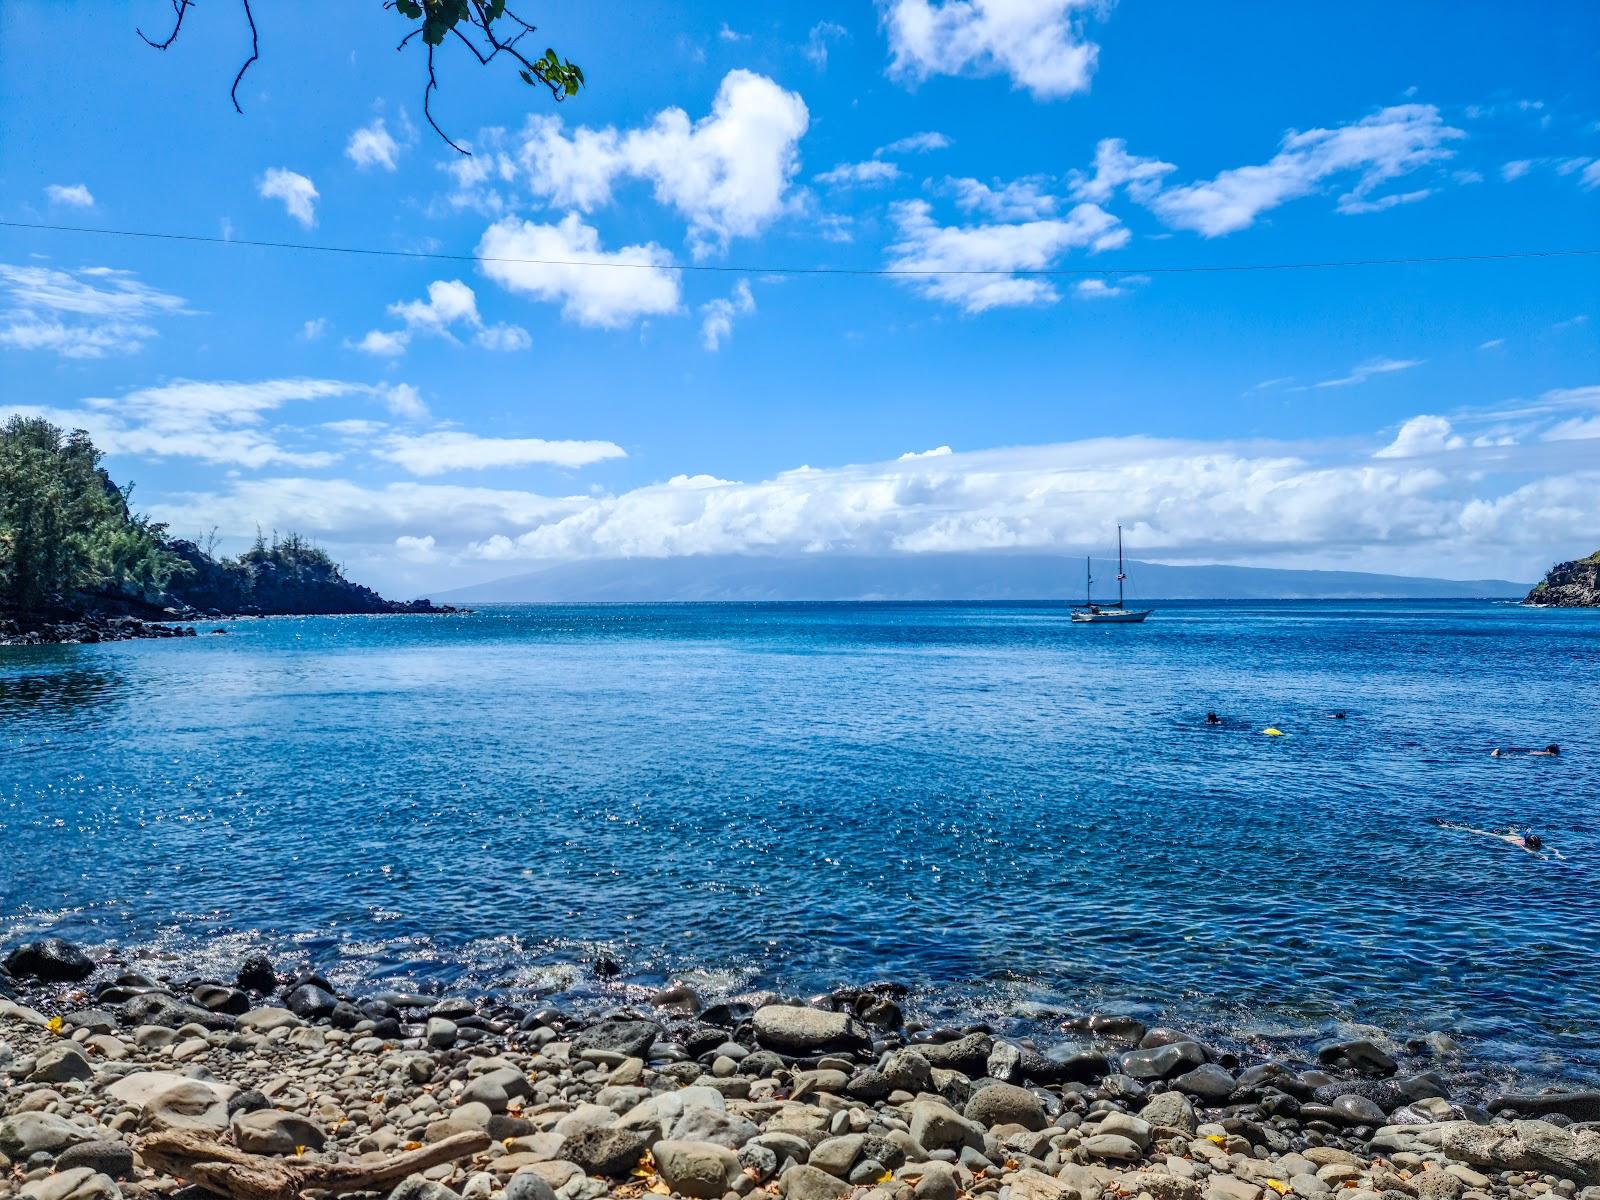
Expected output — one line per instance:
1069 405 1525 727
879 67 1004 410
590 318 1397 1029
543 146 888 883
433 553 1528 603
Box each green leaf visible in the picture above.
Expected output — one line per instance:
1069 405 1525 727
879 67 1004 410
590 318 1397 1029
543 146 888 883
487 0 507 19
422 16 448 44
396 0 422 17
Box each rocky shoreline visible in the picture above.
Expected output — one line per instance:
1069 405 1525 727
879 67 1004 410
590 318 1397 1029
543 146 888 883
0 610 198 648
4 940 1599 1200
1523 553 1600 608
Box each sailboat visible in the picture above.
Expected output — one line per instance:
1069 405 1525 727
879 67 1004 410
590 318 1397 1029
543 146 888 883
1071 526 1154 623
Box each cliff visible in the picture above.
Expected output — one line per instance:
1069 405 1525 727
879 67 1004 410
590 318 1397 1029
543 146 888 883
1524 551 1600 608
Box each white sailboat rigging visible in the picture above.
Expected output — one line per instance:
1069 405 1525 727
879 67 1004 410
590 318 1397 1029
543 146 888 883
1071 526 1154 623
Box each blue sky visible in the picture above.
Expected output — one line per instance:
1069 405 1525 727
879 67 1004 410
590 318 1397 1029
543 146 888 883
1 1 1596 593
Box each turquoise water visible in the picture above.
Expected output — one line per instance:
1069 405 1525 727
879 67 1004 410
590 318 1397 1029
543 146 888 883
2 600 1596 1085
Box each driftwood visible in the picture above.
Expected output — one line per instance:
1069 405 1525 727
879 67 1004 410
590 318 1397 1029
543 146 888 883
136 1129 491 1200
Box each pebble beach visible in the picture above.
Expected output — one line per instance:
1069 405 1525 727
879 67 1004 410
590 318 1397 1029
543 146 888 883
4 940 1599 1200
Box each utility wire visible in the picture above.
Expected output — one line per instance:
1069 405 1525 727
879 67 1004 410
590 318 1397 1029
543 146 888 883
2 218 1597 277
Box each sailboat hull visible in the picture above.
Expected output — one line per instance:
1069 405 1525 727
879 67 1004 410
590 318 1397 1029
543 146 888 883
1071 608 1153 623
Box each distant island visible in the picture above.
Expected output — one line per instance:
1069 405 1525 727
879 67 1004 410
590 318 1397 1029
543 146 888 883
0 417 456 646
438 551 1529 604
1524 550 1600 607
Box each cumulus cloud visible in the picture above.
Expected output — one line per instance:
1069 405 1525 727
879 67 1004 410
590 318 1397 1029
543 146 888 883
1075 275 1147 299
947 175 1059 219
699 280 756 351
816 160 903 187
506 70 809 258
1144 105 1463 236
258 168 319 227
1314 358 1423 388
887 198 1126 313
477 215 681 328
0 263 188 358
1067 138 1176 203
346 118 402 170
301 317 329 341
359 279 529 355
45 183 95 208
394 534 438 562
375 431 627 476
877 131 952 156
882 0 1102 99
1374 415 1465 458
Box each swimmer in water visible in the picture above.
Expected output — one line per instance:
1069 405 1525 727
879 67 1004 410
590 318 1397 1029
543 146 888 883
1205 711 1222 725
1329 711 1346 719
1491 744 1561 757
1430 819 1561 857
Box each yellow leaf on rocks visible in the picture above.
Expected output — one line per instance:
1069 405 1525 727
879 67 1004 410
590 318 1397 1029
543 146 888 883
877 1171 894 1184
1266 1180 1288 1195
295 1146 307 1158
47 1016 64 1034
647 1181 670 1195
404 1142 422 1152
1206 1135 1227 1146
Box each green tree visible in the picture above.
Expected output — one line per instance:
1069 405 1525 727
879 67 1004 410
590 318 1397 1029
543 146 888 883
139 0 583 153
0 417 185 612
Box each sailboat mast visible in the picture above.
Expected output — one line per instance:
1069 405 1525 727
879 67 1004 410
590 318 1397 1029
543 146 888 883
1085 555 1092 606
1116 525 1125 607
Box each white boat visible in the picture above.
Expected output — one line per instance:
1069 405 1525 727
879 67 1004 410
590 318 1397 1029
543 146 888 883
1071 526 1154 623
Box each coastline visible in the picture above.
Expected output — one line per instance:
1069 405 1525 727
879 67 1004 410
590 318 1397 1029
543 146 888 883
4 940 1599 1200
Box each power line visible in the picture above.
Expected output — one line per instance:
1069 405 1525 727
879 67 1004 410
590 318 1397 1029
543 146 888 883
2 218 1597 277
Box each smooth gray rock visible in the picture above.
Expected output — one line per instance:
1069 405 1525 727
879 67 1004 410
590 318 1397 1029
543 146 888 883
752 1006 868 1055
504 1171 557 1200
1120 1041 1209 1081
231 1108 327 1155
963 1082 1045 1131
808 1133 866 1178
918 1032 992 1075
781 1163 852 1200
1317 1039 1397 1077
4 938 95 983
387 1177 462 1200
1141 1091 1198 1133
653 1138 739 1198
572 1018 661 1059
29 1042 94 1084
1174 1063 1235 1102
907 1100 981 1152
19 1167 120 1200
0 1112 99 1158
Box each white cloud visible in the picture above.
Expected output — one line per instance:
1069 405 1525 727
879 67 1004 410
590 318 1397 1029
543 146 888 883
382 383 429 422
375 431 627 476
816 160 903 187
1067 138 1176 203
1314 357 1424 388
1374 415 1464 458
887 198 1126 313
1581 161 1600 191
1552 314 1589 332
0 263 187 359
1146 105 1463 237
510 70 809 258
699 280 756 351
477 214 681 329
351 329 408 357
474 323 532 352
882 0 1102 100
346 118 401 171
718 22 749 42
1501 159 1533 182
805 20 848 67
395 534 439 562
877 131 951 156
947 175 1059 219
899 445 953 459
45 183 95 208
1075 275 1147 299
301 317 329 341
1479 338 1504 350
258 168 319 228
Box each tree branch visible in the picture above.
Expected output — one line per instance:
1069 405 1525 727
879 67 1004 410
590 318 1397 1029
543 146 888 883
230 0 261 114
137 0 192 50
423 41 469 155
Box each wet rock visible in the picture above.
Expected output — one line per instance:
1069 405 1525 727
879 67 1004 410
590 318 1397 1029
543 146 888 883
560 1125 651 1177
654 1138 739 1198
4 939 96 983
119 993 235 1031
918 1031 992 1075
237 1006 303 1032
284 983 339 1020
573 1017 661 1059
236 953 277 992
882 1047 934 1093
1330 1094 1388 1126
1141 1091 1198 1134
1316 1039 1397 1077
1491 1091 1600 1123
1174 1064 1235 1102
426 1018 458 1049
192 984 249 1015
1120 1041 1209 1081
752 1006 869 1055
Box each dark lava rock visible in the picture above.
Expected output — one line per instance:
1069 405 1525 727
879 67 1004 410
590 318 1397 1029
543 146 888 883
227 1090 269 1116
847 1068 895 1101
919 1032 993 1075
56 1140 135 1179
4 938 95 983
591 957 622 979
120 993 236 1031
329 1001 366 1031
192 984 250 1015
701 1002 755 1028
1045 1047 1112 1083
428 997 478 1021
236 954 278 993
1316 1038 1397 1077
1120 1040 1209 1080
284 983 339 1020
650 983 703 1016
573 1017 661 1059
1233 1063 1314 1099
1099 1073 1149 1104
1085 1014 1147 1041
1330 1093 1388 1126
1173 1063 1236 1102
561 1125 651 1177
61 1009 119 1035
1490 1090 1600 1122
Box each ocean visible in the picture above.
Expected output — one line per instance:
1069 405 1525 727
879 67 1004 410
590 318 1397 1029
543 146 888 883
3 599 1596 1090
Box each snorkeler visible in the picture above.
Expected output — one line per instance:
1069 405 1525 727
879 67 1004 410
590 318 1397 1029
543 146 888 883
1490 744 1561 757
1205 711 1222 725
1429 818 1560 857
